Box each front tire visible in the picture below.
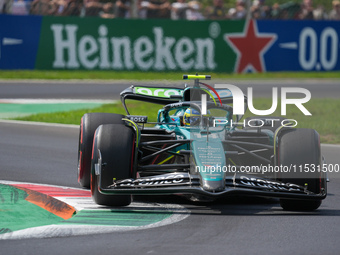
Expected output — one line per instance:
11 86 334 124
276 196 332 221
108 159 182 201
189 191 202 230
277 128 324 211
78 113 125 188
91 124 135 206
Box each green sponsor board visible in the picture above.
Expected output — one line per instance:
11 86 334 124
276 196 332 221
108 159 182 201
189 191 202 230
36 17 243 72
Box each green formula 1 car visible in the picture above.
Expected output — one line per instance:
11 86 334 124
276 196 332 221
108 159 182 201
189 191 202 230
77 75 327 211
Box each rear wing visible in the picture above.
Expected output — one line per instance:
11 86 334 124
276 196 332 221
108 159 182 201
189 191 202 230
120 79 247 117
120 86 184 115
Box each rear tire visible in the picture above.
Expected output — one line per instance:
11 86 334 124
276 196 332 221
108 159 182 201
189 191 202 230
277 128 324 211
91 124 134 206
77 113 124 188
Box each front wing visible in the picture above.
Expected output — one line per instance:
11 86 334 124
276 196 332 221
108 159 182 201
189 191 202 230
96 172 327 201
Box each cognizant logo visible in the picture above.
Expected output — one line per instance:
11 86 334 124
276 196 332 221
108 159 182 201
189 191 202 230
201 84 312 128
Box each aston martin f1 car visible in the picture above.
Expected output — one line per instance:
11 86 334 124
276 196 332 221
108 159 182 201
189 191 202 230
77 75 327 211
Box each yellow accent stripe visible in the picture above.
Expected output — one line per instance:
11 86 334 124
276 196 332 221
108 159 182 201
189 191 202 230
158 155 175 165
183 74 210 80
157 150 181 165
122 118 140 147
228 158 237 166
201 88 217 106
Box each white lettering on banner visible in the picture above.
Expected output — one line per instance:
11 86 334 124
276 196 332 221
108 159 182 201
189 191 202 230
153 27 176 70
78 36 98 69
195 39 216 70
111 37 133 69
298 27 338 71
51 24 79 68
134 36 154 70
175 37 194 70
51 25 216 70
98 25 110 69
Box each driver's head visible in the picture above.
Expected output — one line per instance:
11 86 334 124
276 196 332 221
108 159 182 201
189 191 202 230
183 108 200 126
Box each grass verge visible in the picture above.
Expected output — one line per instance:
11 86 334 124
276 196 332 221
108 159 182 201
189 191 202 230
12 98 340 144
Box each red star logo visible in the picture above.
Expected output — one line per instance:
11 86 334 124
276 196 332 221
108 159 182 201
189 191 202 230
224 20 276 73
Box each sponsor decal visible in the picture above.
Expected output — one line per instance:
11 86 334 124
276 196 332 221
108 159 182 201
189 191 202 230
0 15 339 72
126 115 148 123
112 174 187 187
50 25 216 71
134 87 183 98
224 19 276 73
238 176 304 192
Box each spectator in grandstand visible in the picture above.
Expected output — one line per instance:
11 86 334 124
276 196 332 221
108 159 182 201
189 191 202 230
251 7 260 19
11 0 29 14
99 1 113 18
115 0 130 18
186 0 204 20
144 0 171 19
274 1 300 19
0 0 10 14
251 0 271 19
227 7 236 19
313 4 327 20
138 0 148 18
30 0 55 15
298 0 314 19
329 0 340 20
84 0 103 16
270 2 280 19
49 0 65 15
171 0 187 20
233 0 247 19
60 0 83 16
205 0 227 20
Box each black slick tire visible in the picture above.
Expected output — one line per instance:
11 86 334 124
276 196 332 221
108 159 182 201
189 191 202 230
91 124 135 206
77 113 124 188
277 128 323 211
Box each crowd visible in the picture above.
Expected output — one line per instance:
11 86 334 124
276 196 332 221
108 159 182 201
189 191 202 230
1 0 340 20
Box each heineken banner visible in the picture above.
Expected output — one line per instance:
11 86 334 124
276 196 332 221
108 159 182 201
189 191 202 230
1 15 340 72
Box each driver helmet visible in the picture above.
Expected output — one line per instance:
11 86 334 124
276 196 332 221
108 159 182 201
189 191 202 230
183 108 201 126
